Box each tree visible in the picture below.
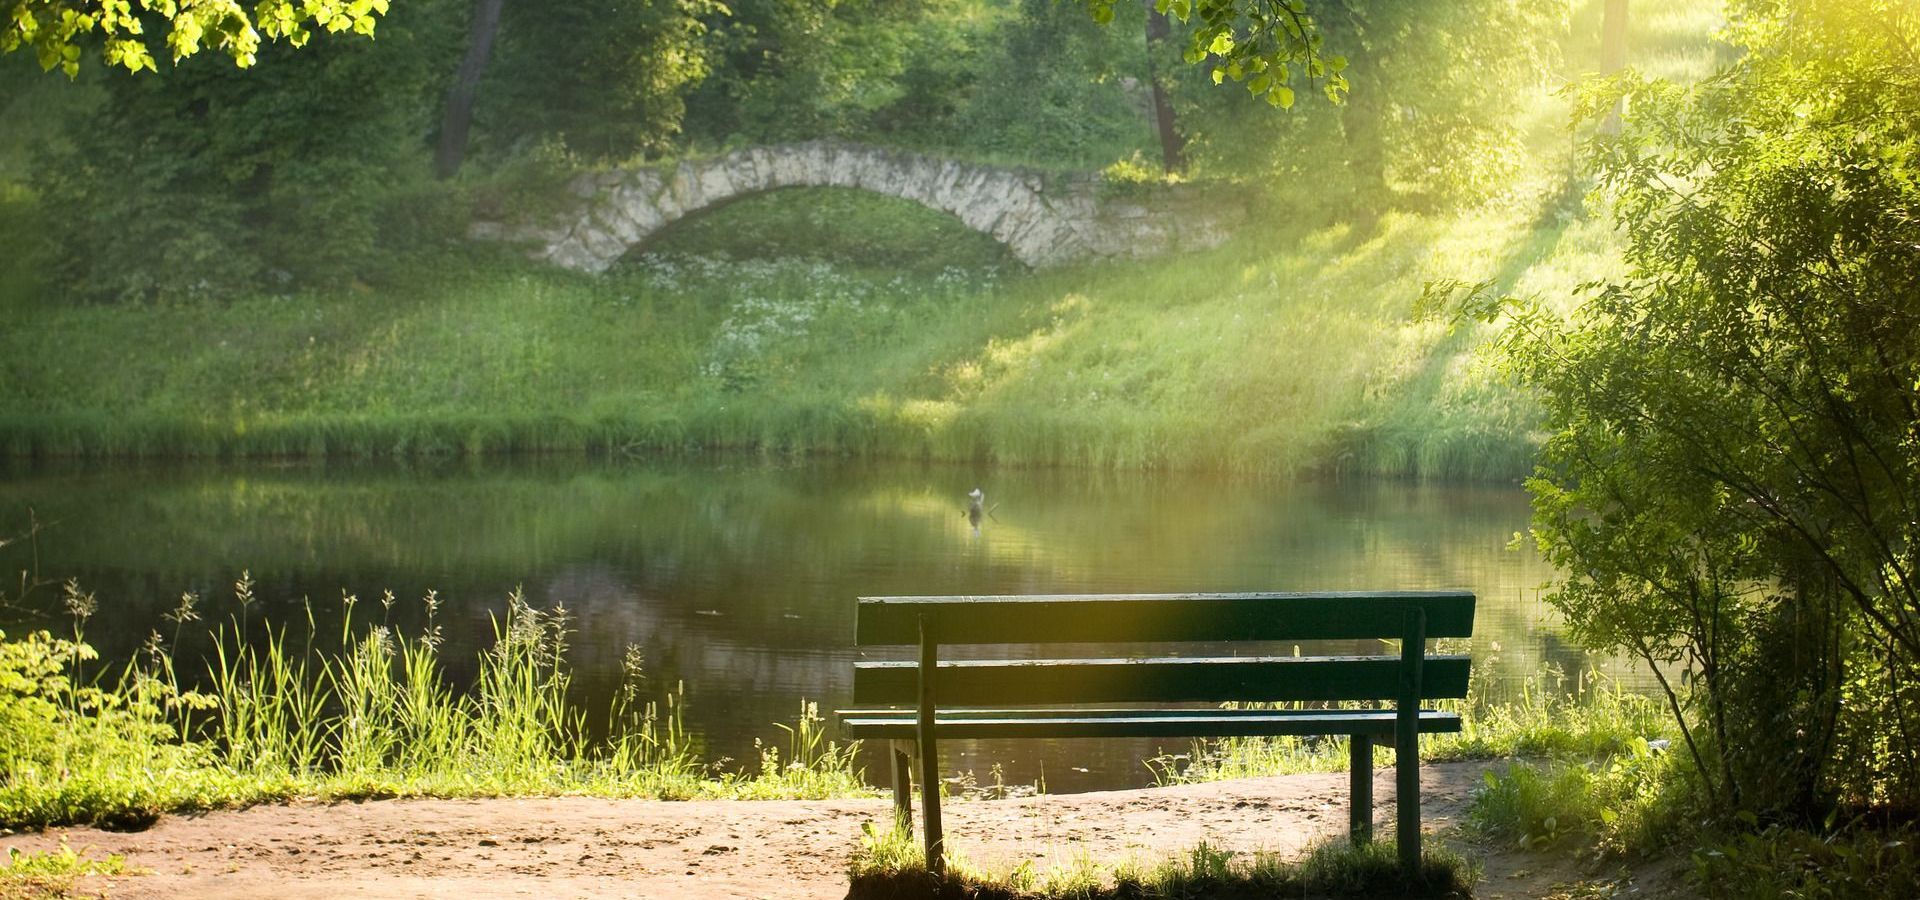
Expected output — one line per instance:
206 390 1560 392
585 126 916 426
1083 0 1349 109
678 0 979 148
940 0 1148 168
1142 0 1184 173
476 0 717 163
33 0 464 300
1449 0 1920 819
433 0 504 178
2 0 390 75
1597 0 1627 133
1158 0 1553 204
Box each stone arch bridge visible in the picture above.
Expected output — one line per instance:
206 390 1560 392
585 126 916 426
473 142 1246 271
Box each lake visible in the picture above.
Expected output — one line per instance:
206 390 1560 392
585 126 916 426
0 455 1608 792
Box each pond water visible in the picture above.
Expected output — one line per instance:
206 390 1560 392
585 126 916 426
0 456 1609 793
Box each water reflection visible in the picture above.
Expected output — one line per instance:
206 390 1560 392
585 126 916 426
0 456 1618 792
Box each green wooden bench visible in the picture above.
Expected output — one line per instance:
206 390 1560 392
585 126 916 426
836 591 1475 876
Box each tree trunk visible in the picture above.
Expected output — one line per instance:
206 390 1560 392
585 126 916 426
1325 3 1385 198
434 0 506 180
1599 0 1628 134
1143 1 1185 174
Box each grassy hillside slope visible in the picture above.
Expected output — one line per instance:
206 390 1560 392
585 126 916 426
0 194 1596 478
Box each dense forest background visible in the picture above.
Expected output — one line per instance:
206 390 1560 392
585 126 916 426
0 0 1720 477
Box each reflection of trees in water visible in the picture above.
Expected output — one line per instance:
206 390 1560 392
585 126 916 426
540 562 852 695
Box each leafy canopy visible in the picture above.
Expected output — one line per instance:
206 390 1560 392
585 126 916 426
1082 0 1347 108
1 0 390 75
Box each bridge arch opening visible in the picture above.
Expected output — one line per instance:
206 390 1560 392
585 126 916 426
618 186 1018 275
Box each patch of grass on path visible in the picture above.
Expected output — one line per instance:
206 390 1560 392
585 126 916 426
1150 665 1673 786
0 842 131 899
847 825 1476 899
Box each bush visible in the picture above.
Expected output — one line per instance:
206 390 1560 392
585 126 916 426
1455 0 1920 822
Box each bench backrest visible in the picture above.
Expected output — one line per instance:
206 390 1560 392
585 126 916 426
852 591 1474 707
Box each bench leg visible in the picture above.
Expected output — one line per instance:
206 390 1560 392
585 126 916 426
917 727 943 873
916 616 945 875
1395 730 1419 872
1396 607 1427 876
1349 735 1373 845
889 740 913 831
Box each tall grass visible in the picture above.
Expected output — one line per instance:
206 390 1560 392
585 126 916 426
0 581 871 830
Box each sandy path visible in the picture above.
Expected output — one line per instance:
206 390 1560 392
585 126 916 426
1 762 1616 899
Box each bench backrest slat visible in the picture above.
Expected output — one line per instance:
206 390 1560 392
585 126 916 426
852 655 1472 706
854 591 1475 646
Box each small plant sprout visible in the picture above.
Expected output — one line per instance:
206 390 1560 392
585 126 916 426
621 643 648 702
233 570 256 610
60 578 98 627
420 588 443 649
164 590 201 646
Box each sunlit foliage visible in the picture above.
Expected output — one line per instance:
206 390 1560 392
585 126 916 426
1458 0 1920 821
1 0 388 75
1082 0 1349 109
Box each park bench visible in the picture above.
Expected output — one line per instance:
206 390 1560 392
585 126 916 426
836 591 1475 876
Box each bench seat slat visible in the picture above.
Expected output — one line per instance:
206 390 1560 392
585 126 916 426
836 707 1463 739
852 655 1472 705
856 591 1475 645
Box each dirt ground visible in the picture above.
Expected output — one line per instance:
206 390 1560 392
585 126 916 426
1 762 1688 899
